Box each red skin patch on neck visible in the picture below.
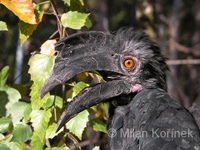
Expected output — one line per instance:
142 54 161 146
131 84 143 93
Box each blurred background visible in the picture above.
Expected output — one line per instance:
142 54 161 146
0 0 200 149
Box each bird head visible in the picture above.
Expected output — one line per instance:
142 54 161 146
40 28 168 132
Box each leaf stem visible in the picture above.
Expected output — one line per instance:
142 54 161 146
50 0 64 38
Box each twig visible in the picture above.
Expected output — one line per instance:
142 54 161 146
69 139 98 150
167 59 200 65
50 0 63 38
159 14 169 25
49 30 59 39
62 83 66 105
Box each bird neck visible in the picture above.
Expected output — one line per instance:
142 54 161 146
111 93 136 107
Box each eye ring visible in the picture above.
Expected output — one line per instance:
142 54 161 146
123 59 135 68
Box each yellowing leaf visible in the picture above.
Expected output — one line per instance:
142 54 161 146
19 11 44 45
40 39 57 56
0 0 36 24
28 54 55 110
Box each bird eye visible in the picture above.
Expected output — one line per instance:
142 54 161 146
124 59 135 68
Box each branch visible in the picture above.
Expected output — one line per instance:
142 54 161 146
171 39 200 56
167 59 200 65
69 132 100 150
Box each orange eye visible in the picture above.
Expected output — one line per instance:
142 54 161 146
124 59 135 68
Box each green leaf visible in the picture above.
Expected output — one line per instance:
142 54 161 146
42 97 54 109
66 110 89 140
28 54 55 110
30 132 44 150
30 110 52 150
0 144 10 150
3 134 13 142
45 147 70 150
4 87 21 116
0 133 5 140
70 0 84 11
89 119 107 133
11 123 32 142
30 110 52 132
46 123 63 139
0 118 11 133
84 17 92 29
10 101 31 125
6 142 24 150
0 135 22 150
73 81 89 95
45 123 57 139
0 21 8 31
64 82 89 139
0 87 21 117
61 11 90 30
0 136 23 150
23 104 32 123
54 96 63 109
66 82 89 100
0 66 9 87
43 96 63 110
92 146 100 150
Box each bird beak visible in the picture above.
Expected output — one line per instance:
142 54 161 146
40 31 132 132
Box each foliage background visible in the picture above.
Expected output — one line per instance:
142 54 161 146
0 0 200 150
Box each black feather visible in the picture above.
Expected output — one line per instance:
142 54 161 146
110 89 200 150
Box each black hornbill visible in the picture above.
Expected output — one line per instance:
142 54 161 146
40 28 200 150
